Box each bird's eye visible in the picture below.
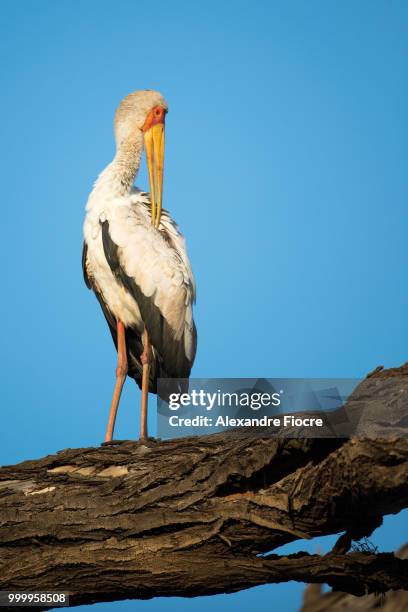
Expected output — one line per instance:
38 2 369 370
155 108 161 117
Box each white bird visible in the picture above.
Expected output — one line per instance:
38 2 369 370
82 90 197 441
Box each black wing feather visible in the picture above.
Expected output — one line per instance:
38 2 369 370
82 241 92 289
83 239 150 388
101 220 195 380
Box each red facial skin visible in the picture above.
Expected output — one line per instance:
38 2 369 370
142 106 166 132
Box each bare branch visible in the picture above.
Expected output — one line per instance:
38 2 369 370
301 544 408 611
0 364 407 607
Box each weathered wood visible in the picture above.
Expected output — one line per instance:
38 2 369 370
301 544 408 611
0 365 407 608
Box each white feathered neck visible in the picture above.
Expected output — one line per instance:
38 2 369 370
90 128 144 200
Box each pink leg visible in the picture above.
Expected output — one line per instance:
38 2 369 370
105 321 128 442
140 328 151 440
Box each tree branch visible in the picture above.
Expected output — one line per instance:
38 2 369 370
301 544 408 611
0 364 407 607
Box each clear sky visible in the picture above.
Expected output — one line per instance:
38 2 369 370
1 1 407 610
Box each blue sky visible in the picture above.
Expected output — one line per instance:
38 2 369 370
1 1 407 610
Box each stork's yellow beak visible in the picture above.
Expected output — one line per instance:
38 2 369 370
143 106 166 228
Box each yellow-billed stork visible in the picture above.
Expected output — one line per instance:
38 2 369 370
82 90 196 441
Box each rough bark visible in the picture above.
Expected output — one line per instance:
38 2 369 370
0 364 407 608
301 544 408 611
